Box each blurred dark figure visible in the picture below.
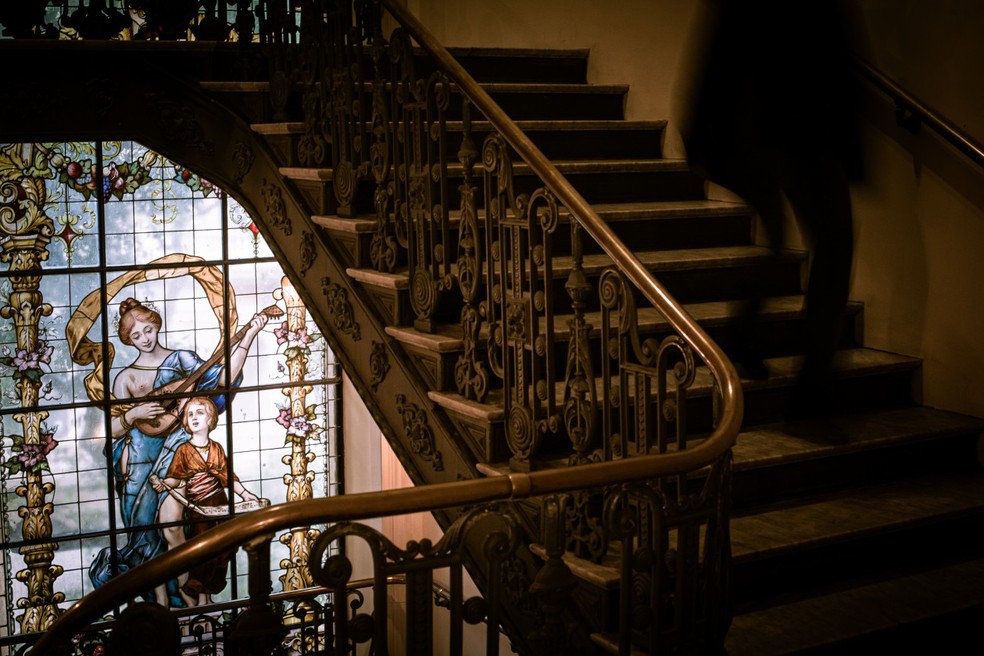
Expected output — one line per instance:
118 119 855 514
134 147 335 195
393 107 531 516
681 0 864 437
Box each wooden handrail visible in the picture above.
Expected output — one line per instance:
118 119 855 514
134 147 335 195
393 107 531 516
853 55 984 169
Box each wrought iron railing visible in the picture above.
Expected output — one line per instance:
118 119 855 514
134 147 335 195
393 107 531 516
5 2 744 654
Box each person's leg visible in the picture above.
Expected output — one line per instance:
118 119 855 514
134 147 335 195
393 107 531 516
723 159 787 379
783 152 854 421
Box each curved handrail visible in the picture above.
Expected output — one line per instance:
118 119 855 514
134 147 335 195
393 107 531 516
34 442 737 652
31 4 744 652
853 55 984 169
375 0 743 434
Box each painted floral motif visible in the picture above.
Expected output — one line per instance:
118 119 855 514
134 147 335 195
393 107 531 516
3 426 58 476
274 320 312 353
55 149 157 202
0 340 53 383
172 163 222 197
275 404 323 445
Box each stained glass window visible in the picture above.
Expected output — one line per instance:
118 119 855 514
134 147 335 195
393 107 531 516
0 141 340 641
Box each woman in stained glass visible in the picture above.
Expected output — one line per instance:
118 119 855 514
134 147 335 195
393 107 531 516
88 297 269 605
150 396 259 607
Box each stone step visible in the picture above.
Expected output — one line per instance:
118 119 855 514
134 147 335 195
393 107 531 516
203 79 630 124
279 156 706 214
350 244 806 327
727 474 984 653
727 556 984 654
439 348 923 465
732 405 984 508
310 199 754 268
521 407 983 648
385 295 865 399
253 118 669 164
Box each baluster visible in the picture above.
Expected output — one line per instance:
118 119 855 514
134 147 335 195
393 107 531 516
529 495 577 652
483 134 567 470
265 0 298 122
454 99 489 401
296 1 329 167
368 17 398 272
564 221 597 464
226 534 287 656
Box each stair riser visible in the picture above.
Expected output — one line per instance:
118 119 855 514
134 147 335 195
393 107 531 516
317 211 754 270
733 431 983 511
266 126 668 167
289 167 707 217
518 370 920 463
732 510 984 610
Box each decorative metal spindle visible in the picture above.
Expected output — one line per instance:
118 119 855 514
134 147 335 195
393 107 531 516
226 534 287 655
454 99 489 401
368 20 398 272
563 221 596 464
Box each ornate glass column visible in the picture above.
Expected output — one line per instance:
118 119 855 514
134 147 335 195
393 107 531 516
0 143 63 632
275 277 322 590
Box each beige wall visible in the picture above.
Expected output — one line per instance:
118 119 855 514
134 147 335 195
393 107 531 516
407 0 703 158
398 0 984 418
848 1 984 417
343 376 515 654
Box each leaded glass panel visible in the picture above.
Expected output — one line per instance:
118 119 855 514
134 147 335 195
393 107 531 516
0 141 340 642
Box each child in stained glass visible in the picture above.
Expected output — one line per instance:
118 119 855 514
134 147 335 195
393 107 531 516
151 396 260 607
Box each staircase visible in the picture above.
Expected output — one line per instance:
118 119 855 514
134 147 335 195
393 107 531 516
7 6 984 654
220 40 984 653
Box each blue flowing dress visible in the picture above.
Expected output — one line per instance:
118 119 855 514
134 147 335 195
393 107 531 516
89 350 241 604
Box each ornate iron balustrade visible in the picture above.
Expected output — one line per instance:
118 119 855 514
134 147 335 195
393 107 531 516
31 448 741 655
263 4 744 652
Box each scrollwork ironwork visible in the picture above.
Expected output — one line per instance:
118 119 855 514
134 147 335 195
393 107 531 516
299 229 318 275
396 393 443 471
369 340 390 391
231 140 255 184
145 93 214 155
321 276 361 342
262 177 291 236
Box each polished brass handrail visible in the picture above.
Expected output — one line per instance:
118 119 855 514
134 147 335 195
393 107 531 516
853 55 984 169
30 3 743 652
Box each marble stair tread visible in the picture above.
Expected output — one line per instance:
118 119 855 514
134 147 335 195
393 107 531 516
558 243 801 276
202 79 627 94
730 470 984 562
732 406 984 472
307 198 748 225
452 157 687 174
345 267 409 289
311 214 376 233
725 557 984 655
250 121 305 135
560 198 750 221
529 469 984 591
